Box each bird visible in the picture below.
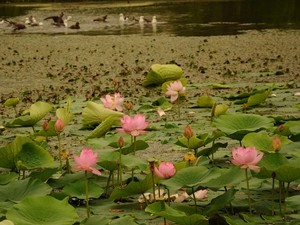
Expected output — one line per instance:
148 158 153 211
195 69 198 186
13 23 26 31
93 15 107 22
139 16 144 23
44 12 64 23
69 22 80 29
144 17 151 23
53 16 72 27
31 17 43 26
151 16 157 24
119 13 128 22
25 17 31 25
132 16 139 22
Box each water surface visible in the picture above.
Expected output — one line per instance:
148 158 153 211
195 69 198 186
0 0 299 36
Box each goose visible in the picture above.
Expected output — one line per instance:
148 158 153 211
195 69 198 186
13 23 26 31
93 15 107 22
53 16 72 27
44 12 64 23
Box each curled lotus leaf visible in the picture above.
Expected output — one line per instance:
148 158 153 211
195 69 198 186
82 101 123 127
197 95 215 108
4 98 19 107
143 64 183 87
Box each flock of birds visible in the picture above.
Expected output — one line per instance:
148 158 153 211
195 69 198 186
0 12 157 32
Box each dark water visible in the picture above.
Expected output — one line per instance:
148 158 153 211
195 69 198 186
0 0 299 36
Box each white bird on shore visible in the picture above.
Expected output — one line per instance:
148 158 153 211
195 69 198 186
119 13 128 22
152 16 157 24
31 17 43 26
25 17 30 25
139 16 144 23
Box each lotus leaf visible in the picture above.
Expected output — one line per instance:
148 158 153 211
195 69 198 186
6 196 78 225
196 95 215 108
82 101 123 127
143 64 183 86
4 101 52 127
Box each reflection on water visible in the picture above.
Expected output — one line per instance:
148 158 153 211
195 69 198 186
0 0 299 36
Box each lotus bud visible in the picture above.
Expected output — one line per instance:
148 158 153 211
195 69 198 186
148 157 156 172
42 120 49 131
55 118 65 133
278 124 284 132
117 136 125 148
124 101 133 111
271 137 281 152
184 125 194 140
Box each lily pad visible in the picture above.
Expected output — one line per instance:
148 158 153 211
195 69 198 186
143 64 183 87
6 196 78 225
62 180 104 199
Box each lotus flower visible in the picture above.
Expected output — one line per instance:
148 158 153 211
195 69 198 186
100 93 124 112
192 189 208 200
231 146 264 170
165 80 186 103
154 162 176 179
73 149 102 176
116 114 150 137
271 137 281 152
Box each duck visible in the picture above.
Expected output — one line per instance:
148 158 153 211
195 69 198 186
69 22 80 29
44 12 64 24
93 15 107 22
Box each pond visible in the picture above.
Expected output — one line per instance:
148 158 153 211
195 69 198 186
0 0 300 36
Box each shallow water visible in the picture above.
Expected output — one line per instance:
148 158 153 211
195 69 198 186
0 0 299 36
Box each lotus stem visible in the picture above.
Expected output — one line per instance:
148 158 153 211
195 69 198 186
85 171 90 218
272 177 275 216
151 170 156 202
118 147 123 187
177 97 181 119
191 186 198 213
167 188 171 206
283 182 290 217
106 171 113 197
245 168 252 214
131 136 137 181
57 134 62 169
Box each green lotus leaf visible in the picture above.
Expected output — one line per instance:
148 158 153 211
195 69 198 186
29 167 61 182
16 143 54 170
212 83 234 89
83 216 110 225
196 95 215 108
4 98 19 107
145 201 208 225
56 108 74 126
203 188 237 215
274 164 300 183
98 150 148 171
62 180 104 199
0 178 52 202
177 135 208 150
0 220 14 225
0 173 18 185
143 64 183 87
258 153 288 175
85 116 121 139
4 101 52 127
162 166 221 190
82 101 123 127
242 132 291 153
0 136 38 170
212 114 274 140
109 173 159 200
214 104 229 116
246 87 272 107
6 196 78 225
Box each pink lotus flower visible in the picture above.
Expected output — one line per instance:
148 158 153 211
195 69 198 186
231 146 264 170
73 149 102 176
192 189 208 200
165 80 186 103
42 120 49 131
116 114 150 137
271 137 281 152
154 162 176 179
55 118 65 133
100 93 124 112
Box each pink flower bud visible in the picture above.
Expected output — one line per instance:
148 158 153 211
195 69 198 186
55 118 65 133
117 136 125 148
184 125 194 139
42 120 49 131
271 137 281 152
124 101 133 111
